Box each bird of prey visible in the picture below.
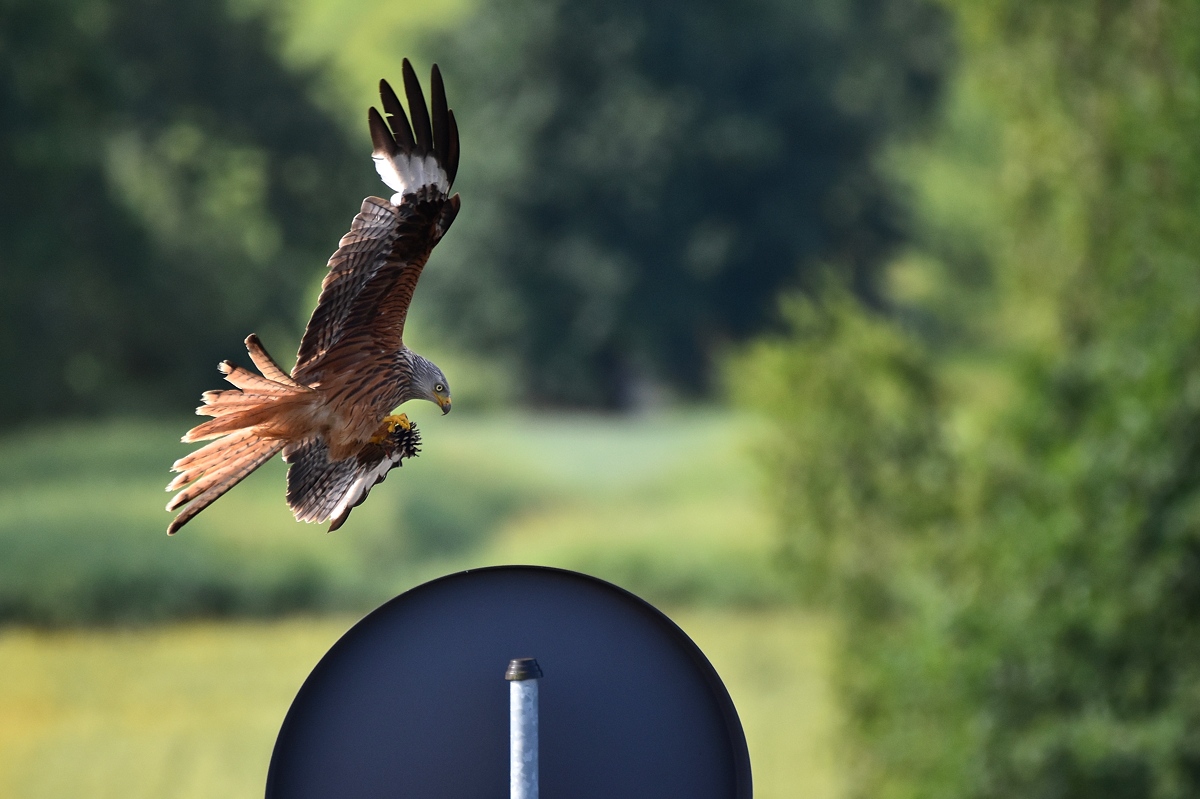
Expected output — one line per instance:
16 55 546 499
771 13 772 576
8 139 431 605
166 59 461 534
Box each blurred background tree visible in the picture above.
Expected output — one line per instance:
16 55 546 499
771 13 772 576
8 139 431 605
422 0 951 407
0 0 952 424
0 0 363 426
744 1 1200 797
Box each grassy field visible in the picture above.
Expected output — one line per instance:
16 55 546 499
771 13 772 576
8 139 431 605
0 409 785 624
0 409 829 795
0 610 841 799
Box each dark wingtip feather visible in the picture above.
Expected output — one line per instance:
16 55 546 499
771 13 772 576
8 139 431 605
446 108 460 185
430 64 450 162
402 59 433 152
379 78 415 151
433 193 462 240
368 107 397 156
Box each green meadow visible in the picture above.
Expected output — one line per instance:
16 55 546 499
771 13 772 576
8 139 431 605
0 409 786 624
0 410 833 797
0 610 838 799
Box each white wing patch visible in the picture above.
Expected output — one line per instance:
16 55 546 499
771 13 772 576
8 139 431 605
373 152 448 205
329 457 394 524
284 424 421 531
368 64 459 207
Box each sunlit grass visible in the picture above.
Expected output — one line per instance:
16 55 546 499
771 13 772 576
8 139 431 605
0 610 840 799
684 610 845 799
0 411 817 793
0 410 783 623
0 619 325 798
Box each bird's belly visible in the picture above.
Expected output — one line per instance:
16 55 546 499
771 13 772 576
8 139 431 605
313 379 404 461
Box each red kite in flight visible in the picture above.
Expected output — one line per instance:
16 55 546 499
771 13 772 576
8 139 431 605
167 59 460 534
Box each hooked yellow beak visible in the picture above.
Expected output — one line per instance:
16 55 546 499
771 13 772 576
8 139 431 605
436 395 452 415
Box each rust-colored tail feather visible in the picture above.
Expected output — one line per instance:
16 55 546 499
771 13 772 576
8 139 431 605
167 337 311 533
244 334 303 387
166 438 285 534
169 429 262 490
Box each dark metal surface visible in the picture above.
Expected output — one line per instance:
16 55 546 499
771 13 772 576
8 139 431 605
265 565 752 798
505 657 543 681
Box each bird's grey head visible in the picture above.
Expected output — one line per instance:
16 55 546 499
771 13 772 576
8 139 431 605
411 353 452 414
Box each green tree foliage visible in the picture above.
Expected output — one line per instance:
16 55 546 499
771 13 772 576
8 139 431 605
0 0 363 425
744 1 1200 797
742 293 973 798
425 0 950 407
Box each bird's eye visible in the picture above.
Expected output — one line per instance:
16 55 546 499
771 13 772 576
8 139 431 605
435 383 445 393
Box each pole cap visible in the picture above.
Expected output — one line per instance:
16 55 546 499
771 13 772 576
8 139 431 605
505 657 543 681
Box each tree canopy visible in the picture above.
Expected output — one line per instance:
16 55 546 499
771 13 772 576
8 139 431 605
0 0 363 424
744 1 1200 797
0 0 950 420
425 0 950 406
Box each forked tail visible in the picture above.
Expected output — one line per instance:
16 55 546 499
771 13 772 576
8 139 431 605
166 335 311 534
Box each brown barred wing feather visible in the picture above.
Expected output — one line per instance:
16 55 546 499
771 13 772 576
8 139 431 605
292 198 404 375
291 60 461 383
284 423 421 531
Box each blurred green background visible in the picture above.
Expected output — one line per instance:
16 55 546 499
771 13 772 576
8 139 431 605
2 0 1197 797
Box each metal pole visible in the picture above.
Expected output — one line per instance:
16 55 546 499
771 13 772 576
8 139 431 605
506 657 542 799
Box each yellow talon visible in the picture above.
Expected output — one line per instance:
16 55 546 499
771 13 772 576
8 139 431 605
369 414 413 444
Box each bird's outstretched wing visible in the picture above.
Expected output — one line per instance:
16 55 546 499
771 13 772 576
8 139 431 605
292 59 461 384
284 422 422 531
